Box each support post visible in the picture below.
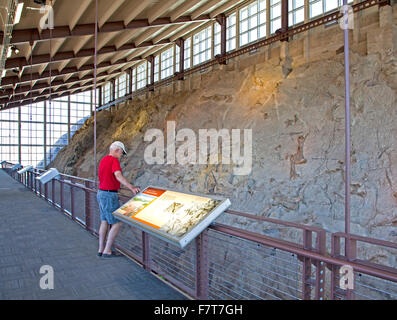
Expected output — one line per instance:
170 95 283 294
18 106 21 164
129 68 133 94
142 231 151 271
279 0 289 42
342 0 352 260
43 101 47 169
85 180 94 233
302 230 312 299
67 94 71 143
60 175 64 212
111 78 116 101
51 178 55 207
215 14 227 64
175 38 185 80
70 177 76 221
330 234 341 300
195 230 209 300
98 86 102 108
146 56 155 91
345 236 357 300
314 230 326 300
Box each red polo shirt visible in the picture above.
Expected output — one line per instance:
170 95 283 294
98 155 122 190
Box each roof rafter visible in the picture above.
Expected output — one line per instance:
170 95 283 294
2 15 213 45
1 55 144 87
5 39 170 70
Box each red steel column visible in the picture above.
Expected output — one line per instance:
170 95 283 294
85 180 94 233
302 230 312 299
60 175 64 213
51 178 56 207
70 177 76 221
281 0 289 41
146 55 155 91
314 230 326 300
142 231 151 271
175 38 185 80
216 13 227 61
195 230 209 300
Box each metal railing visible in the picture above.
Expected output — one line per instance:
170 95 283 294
2 161 397 300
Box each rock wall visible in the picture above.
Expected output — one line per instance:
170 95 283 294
52 5 397 255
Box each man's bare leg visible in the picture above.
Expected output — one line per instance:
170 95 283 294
98 221 109 254
103 222 122 255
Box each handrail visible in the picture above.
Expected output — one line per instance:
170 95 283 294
3 162 397 300
211 223 397 284
333 232 397 250
225 209 325 233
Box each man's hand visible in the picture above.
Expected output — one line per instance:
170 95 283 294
130 186 140 196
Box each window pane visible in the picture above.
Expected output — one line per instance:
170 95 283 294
310 0 323 17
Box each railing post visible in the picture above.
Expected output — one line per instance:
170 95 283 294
301 229 313 300
34 169 37 194
39 174 42 198
44 180 48 202
85 180 94 233
330 233 341 299
195 229 209 300
60 175 64 213
29 171 33 190
51 178 56 207
70 177 75 221
345 237 357 300
142 231 151 271
314 230 326 300
330 234 357 300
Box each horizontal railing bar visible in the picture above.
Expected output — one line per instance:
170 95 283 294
211 223 304 250
333 232 397 250
210 223 397 284
225 209 325 233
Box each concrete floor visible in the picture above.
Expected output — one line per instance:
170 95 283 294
0 169 187 300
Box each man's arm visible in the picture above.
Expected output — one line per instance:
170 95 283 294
114 170 140 195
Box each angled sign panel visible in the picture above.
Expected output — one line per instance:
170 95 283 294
113 186 231 248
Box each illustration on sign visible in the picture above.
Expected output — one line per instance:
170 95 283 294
113 186 230 247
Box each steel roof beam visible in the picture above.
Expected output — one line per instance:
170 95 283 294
1 15 213 45
1 55 143 87
5 39 170 70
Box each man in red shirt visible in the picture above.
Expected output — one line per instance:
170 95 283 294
97 141 140 258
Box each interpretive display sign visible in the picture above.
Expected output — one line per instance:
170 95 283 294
113 186 231 248
36 168 60 184
17 165 33 174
